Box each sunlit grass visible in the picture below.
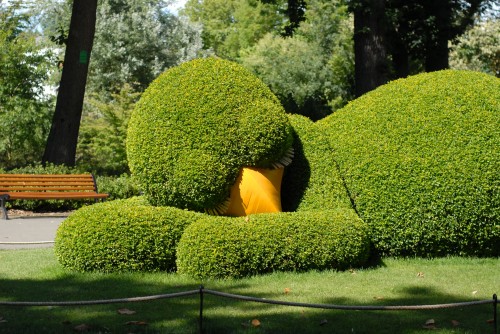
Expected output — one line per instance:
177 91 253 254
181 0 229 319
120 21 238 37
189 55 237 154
0 249 498 333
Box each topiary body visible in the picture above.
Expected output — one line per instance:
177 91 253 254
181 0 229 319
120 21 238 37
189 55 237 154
320 70 499 257
176 209 370 279
127 57 293 212
54 197 204 272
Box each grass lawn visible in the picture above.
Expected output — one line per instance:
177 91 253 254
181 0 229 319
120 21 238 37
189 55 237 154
0 248 498 333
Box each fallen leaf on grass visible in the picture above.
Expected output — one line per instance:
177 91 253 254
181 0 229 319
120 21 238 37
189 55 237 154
373 296 384 300
417 272 425 278
74 324 92 332
451 320 460 327
125 321 148 326
472 290 478 296
422 319 437 330
118 308 136 315
486 319 494 324
284 288 291 295
251 319 261 327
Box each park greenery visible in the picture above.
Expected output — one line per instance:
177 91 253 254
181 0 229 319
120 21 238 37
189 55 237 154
0 0 499 278
1 0 498 170
54 60 499 278
1 249 498 333
0 2 499 332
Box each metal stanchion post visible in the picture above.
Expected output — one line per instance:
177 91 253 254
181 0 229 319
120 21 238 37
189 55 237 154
199 285 204 334
493 294 497 334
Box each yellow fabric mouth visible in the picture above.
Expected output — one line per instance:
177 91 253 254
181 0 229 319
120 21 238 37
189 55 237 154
222 166 284 216
205 147 293 217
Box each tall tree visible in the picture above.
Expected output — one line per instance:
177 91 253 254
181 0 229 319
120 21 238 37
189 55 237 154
0 2 55 168
349 0 497 96
183 0 285 59
88 0 201 95
350 0 388 97
43 0 98 166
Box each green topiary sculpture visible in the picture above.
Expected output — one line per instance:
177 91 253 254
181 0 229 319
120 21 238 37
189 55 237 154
320 70 499 257
56 63 497 277
126 57 293 212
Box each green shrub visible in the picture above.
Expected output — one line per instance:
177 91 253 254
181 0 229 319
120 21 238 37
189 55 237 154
55 198 203 272
95 174 141 200
282 114 352 212
127 57 293 212
176 208 370 279
320 70 500 257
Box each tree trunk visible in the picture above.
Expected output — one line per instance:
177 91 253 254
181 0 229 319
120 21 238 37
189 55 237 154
42 0 98 166
424 1 451 72
353 0 388 97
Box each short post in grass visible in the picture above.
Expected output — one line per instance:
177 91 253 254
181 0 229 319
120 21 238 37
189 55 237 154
494 294 497 334
199 285 204 334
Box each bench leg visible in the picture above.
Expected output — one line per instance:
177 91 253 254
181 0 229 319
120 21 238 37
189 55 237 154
0 195 8 220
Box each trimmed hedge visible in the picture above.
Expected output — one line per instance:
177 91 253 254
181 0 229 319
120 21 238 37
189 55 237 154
282 114 352 212
320 70 500 257
176 208 370 279
54 198 203 272
127 57 293 211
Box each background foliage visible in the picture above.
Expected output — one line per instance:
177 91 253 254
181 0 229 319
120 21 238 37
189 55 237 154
450 18 500 77
0 2 55 169
77 84 140 175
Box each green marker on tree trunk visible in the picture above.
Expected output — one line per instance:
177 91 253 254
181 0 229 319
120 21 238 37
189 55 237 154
79 50 88 64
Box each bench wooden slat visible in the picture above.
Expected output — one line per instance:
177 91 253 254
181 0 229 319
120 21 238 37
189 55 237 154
0 182 96 186
6 192 109 200
0 174 94 178
0 186 97 192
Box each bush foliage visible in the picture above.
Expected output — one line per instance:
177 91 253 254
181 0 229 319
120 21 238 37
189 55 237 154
176 208 370 278
55 198 203 272
57 66 498 277
282 114 352 212
320 70 500 257
127 57 293 212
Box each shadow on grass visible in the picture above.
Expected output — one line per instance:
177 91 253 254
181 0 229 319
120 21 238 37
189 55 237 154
201 286 496 334
0 273 496 334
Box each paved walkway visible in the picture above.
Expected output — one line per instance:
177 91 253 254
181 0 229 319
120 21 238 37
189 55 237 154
0 214 68 250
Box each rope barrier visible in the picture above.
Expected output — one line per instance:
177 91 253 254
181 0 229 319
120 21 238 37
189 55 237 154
0 290 199 306
1 289 496 333
0 288 496 310
204 289 495 311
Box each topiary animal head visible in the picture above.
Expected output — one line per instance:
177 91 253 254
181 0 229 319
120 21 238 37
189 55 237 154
127 58 293 212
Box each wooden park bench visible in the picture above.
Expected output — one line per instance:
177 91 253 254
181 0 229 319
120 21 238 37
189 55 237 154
0 174 109 220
